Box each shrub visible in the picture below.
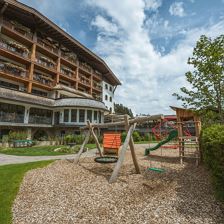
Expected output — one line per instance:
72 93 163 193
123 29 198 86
8 131 27 141
132 131 141 142
121 132 127 143
64 134 85 144
200 124 224 201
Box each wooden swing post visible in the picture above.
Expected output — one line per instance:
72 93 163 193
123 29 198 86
74 130 90 164
124 115 141 174
87 120 103 157
109 123 137 183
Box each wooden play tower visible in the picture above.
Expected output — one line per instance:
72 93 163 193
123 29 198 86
170 106 201 165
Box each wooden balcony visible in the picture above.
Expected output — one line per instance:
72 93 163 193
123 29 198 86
0 44 30 65
79 61 92 74
2 19 33 41
61 51 78 67
33 72 54 90
0 61 29 83
78 75 91 88
0 38 29 59
59 73 76 82
36 37 59 59
35 54 57 75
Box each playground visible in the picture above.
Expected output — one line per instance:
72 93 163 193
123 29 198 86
13 145 224 224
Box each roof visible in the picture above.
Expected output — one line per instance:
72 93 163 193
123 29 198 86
0 87 107 110
1 0 121 85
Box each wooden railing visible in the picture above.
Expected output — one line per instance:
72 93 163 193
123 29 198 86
3 19 33 40
35 54 56 70
33 72 53 87
0 61 28 79
0 38 29 58
37 37 58 54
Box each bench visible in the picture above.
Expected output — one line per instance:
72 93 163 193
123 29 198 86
13 140 34 148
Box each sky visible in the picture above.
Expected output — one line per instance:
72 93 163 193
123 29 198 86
19 0 224 115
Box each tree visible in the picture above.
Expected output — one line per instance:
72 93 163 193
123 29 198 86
114 103 134 118
173 34 224 122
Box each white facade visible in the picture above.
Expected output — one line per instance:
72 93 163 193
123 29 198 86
102 81 115 113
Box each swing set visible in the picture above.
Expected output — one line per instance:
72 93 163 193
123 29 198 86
74 114 164 183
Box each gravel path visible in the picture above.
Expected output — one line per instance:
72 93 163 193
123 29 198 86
13 145 224 224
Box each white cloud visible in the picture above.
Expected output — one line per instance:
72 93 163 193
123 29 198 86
144 0 162 11
91 15 118 34
169 2 186 17
86 0 224 115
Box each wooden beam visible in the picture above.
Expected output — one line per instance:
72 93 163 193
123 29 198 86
109 123 136 183
81 114 164 130
87 120 102 157
73 131 90 164
0 3 8 15
124 115 141 174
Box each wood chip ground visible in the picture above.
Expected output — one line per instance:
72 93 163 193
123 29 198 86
13 145 224 224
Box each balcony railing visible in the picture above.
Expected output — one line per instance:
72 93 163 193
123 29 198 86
33 72 53 87
29 116 52 125
79 61 92 73
93 70 102 78
37 37 58 54
79 75 90 85
0 61 28 79
0 112 24 123
61 50 77 64
35 54 56 70
93 81 102 91
0 38 29 58
3 19 33 40
60 66 74 78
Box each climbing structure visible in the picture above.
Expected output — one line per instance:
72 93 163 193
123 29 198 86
170 106 201 165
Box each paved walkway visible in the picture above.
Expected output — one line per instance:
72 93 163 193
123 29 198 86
0 149 98 166
0 144 150 166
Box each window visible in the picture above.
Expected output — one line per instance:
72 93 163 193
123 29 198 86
32 89 48 97
71 109 77 122
29 108 52 124
87 110 92 122
0 103 25 123
109 96 112 102
99 111 101 123
109 86 113 91
94 111 98 122
105 95 108 101
109 107 112 113
105 84 108 89
79 109 85 122
64 109 69 122
0 80 19 91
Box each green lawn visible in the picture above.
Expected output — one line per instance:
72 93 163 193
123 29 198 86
0 160 54 224
0 144 96 156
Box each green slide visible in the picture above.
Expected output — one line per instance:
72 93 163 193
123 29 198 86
145 130 178 156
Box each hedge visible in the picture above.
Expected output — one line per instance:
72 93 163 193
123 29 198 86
200 124 224 201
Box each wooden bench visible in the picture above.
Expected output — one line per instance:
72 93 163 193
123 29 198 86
103 133 121 155
13 140 34 148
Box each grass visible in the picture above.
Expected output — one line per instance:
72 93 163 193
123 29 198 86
0 160 54 224
0 144 96 156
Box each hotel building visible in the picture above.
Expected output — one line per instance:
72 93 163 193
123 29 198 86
0 0 121 139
